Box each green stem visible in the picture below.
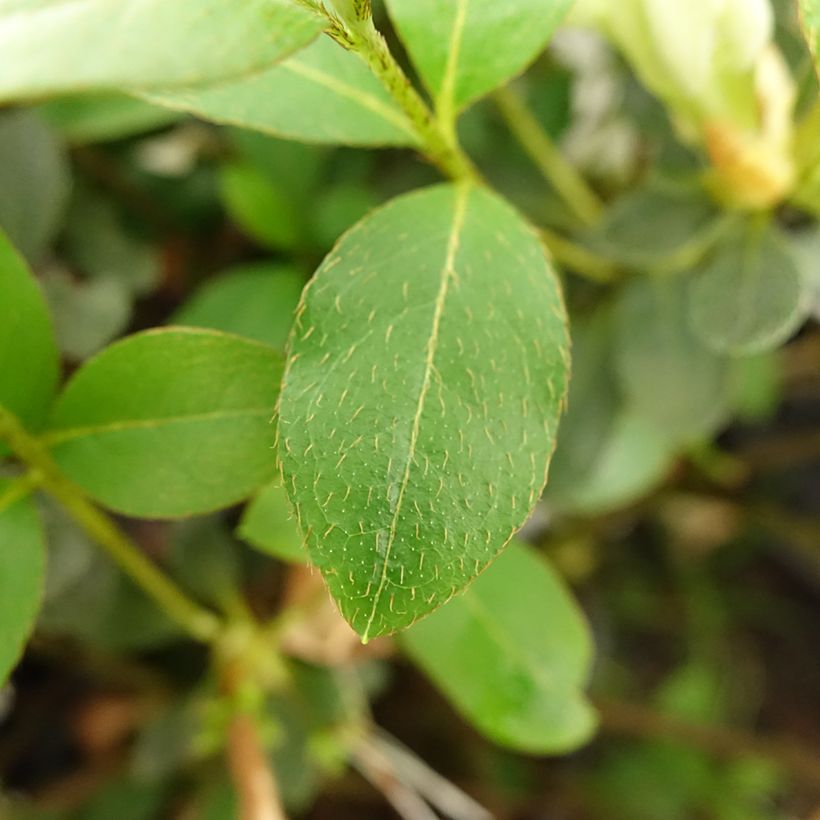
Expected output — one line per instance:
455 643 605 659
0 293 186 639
493 85 603 227
540 227 620 284
0 405 221 644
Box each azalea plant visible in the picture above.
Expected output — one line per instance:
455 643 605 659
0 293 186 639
0 0 819 818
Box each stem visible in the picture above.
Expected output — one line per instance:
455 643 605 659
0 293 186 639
0 405 220 644
540 227 620 283
493 85 603 227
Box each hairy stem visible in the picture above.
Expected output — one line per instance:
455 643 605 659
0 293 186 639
493 85 603 227
0 404 220 644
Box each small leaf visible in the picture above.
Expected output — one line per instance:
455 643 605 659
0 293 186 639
278 184 569 640
0 0 323 102
799 0 820 75
0 479 46 686
173 262 304 350
384 0 573 116
400 541 596 753
688 223 808 355
615 276 731 445
238 481 305 563
0 231 60 430
45 328 282 518
146 37 417 147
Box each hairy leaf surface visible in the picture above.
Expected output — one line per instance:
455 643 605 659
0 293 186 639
278 184 569 640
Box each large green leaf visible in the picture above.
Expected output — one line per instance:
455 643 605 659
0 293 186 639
146 37 417 147
0 0 322 103
0 479 46 686
800 0 820 74
688 223 807 356
0 231 60 430
45 328 282 518
400 541 595 753
278 184 569 640
384 0 574 117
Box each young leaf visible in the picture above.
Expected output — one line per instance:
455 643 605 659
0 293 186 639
0 1 323 103
614 277 731 445
146 37 417 147
238 481 306 563
688 223 807 356
0 479 46 686
278 184 569 641
0 231 59 430
400 541 596 753
384 0 574 117
173 263 304 351
45 328 282 519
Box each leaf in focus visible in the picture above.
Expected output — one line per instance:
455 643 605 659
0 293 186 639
384 0 574 117
688 223 807 355
146 37 417 147
614 276 731 445
173 262 304 350
0 231 59 430
0 0 323 102
0 110 70 263
45 328 282 518
278 184 569 640
238 481 305 563
400 541 596 753
0 480 45 686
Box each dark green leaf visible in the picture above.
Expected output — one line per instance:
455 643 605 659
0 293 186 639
45 328 282 518
400 541 595 753
278 184 569 640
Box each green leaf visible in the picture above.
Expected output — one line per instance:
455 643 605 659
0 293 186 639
0 231 60 430
384 0 573 116
238 481 305 563
688 223 807 356
800 0 820 74
173 263 304 350
0 110 70 263
614 277 731 445
400 541 595 753
146 37 417 147
278 184 569 640
45 328 282 519
0 479 45 686
0 0 323 102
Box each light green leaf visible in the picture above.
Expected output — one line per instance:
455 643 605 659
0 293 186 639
0 110 70 263
800 0 820 74
173 263 304 350
278 184 569 640
400 541 595 753
0 231 60 430
38 93 181 144
688 224 808 356
146 37 417 147
0 479 46 686
615 277 731 445
45 328 282 519
0 0 323 102
238 481 305 563
384 0 574 117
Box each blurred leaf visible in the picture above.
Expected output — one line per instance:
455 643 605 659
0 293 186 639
0 110 70 263
238 481 305 563
147 38 417 147
0 480 45 685
45 328 282 518
0 0 322 101
0 232 59 430
42 269 132 361
400 542 596 753
384 0 573 115
278 184 569 640
70 776 166 820
728 351 782 423
788 225 820 321
311 181 380 248
615 276 731 444
688 223 807 355
219 163 305 251
174 263 303 350
38 93 181 144
800 0 820 75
